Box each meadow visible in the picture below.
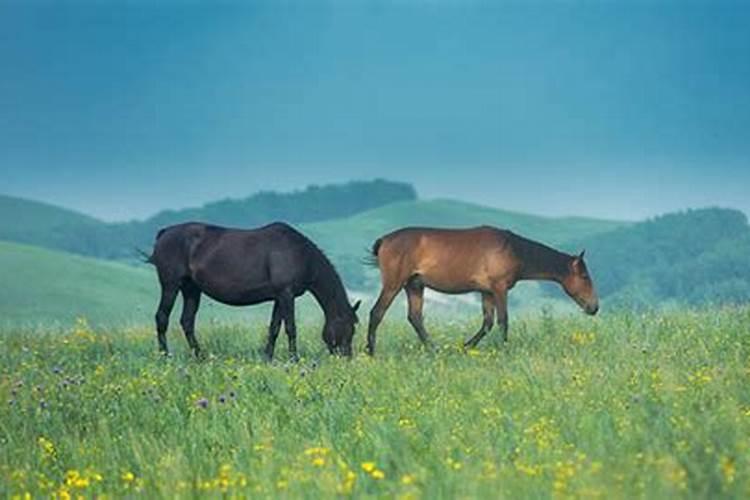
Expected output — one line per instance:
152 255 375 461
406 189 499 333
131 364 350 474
1 307 749 498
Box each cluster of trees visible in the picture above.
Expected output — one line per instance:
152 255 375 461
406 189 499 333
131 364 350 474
571 208 750 307
138 179 416 232
108 179 417 259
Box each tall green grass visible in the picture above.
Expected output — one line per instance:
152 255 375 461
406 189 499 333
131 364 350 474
1 308 748 498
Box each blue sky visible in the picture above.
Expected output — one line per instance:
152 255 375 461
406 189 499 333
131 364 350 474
1 1 749 221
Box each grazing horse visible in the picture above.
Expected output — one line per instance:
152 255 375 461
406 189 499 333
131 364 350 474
367 226 599 355
145 222 361 359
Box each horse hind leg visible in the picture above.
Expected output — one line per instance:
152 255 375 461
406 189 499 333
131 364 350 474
179 280 203 359
155 284 179 355
464 292 495 348
367 284 400 356
405 277 434 350
263 300 283 361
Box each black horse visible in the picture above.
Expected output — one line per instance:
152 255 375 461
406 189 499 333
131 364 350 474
145 222 361 359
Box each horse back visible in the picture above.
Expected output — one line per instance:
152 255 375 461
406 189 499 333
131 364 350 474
374 226 520 291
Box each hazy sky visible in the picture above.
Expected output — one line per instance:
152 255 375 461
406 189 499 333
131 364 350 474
1 0 749 222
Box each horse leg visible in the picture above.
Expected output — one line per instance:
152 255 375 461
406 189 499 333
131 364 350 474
405 279 434 350
492 286 509 342
367 285 400 356
179 281 203 359
263 300 283 361
155 284 179 355
464 292 495 348
280 291 298 361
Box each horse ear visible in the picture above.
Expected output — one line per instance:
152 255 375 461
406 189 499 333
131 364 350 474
352 300 361 313
579 249 586 260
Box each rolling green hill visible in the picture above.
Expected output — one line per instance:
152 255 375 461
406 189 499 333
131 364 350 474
0 195 110 256
0 240 155 326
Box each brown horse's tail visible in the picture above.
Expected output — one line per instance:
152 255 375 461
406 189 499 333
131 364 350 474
372 237 383 257
362 237 383 267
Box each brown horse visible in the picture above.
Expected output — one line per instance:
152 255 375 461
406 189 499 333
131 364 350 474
366 226 599 355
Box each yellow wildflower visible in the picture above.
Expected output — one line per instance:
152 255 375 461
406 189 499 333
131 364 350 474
721 456 736 484
361 462 376 473
38 437 56 459
304 446 330 456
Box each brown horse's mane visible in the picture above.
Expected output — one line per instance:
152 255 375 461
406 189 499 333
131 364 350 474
505 231 572 280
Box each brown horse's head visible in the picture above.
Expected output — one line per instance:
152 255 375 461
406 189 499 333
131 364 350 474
323 300 361 356
561 251 599 315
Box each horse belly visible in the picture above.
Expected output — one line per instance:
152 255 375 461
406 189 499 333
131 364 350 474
191 264 278 306
417 268 488 294
199 282 276 306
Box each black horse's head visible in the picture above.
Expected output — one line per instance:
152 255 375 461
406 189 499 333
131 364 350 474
323 300 361 356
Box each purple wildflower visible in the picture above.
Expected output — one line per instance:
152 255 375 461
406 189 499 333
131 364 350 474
196 398 209 409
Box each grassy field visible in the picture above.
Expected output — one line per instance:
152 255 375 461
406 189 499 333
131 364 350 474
1 308 748 498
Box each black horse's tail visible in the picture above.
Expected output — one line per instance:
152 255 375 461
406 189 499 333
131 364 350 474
134 247 154 265
135 227 168 264
361 237 383 267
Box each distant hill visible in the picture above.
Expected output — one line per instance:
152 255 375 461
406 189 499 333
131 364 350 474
570 208 750 307
301 199 628 289
0 195 110 256
0 179 417 259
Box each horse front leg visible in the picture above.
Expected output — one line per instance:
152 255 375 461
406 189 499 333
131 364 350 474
179 282 203 359
264 301 283 361
282 294 298 362
405 280 435 351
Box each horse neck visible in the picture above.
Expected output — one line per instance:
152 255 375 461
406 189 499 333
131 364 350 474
309 252 350 321
513 237 571 283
